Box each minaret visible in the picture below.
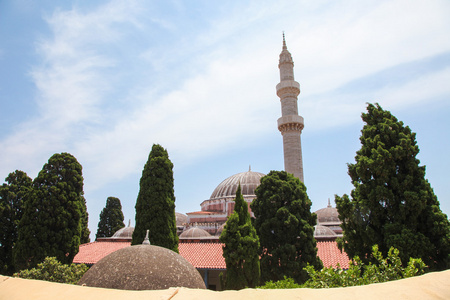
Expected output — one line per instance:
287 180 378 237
276 34 304 182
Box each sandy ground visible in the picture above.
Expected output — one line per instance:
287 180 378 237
1 270 449 300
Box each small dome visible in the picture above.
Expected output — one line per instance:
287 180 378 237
112 225 134 239
77 245 205 290
179 227 211 239
314 225 337 237
176 212 187 226
315 200 340 224
215 223 226 236
210 168 265 200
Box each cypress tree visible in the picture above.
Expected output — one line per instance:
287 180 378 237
0 171 32 275
14 153 86 270
251 171 322 284
80 196 90 244
131 144 178 252
336 103 450 270
96 197 125 239
220 184 260 289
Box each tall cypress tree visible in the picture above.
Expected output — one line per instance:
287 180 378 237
336 103 450 270
131 144 178 252
220 184 260 289
0 171 32 275
14 153 86 270
80 196 90 244
251 171 322 284
96 196 125 239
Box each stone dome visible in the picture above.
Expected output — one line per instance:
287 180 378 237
210 168 265 200
215 223 226 236
176 212 187 226
179 227 211 239
77 245 205 290
315 200 340 225
314 225 337 238
111 225 134 239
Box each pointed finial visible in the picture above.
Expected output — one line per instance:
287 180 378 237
128 219 131 227
249 165 251 172
282 32 287 50
142 229 150 245
327 198 331 207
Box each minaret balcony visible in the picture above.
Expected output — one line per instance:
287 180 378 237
277 115 304 133
276 80 300 97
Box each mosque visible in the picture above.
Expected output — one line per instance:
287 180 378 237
183 33 341 238
74 35 345 290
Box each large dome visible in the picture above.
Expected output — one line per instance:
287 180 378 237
210 169 265 200
78 245 205 290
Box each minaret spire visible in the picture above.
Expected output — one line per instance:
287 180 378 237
276 33 304 182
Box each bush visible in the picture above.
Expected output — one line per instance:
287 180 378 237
258 276 302 289
257 245 426 289
302 245 426 288
13 257 88 284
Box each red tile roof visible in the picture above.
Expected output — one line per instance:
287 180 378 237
73 241 130 265
317 240 349 269
73 240 349 270
179 243 225 269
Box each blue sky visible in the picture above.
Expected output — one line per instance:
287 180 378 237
1 0 449 240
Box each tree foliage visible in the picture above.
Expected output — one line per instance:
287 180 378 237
251 171 323 284
14 257 88 284
220 184 260 289
0 171 32 275
336 103 450 270
80 196 90 244
96 197 125 239
14 153 86 270
302 245 426 288
132 144 178 252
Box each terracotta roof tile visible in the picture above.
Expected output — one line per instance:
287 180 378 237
179 243 225 269
73 241 130 265
317 241 350 269
74 240 349 270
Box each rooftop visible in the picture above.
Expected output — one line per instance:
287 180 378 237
74 240 349 269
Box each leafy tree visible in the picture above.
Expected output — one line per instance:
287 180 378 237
14 153 86 270
251 170 323 284
96 196 125 239
302 245 426 288
220 184 260 289
0 171 32 275
336 103 450 270
14 257 88 284
131 144 178 252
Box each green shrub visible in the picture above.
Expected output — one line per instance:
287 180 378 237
257 245 426 289
302 245 426 288
258 276 302 289
13 257 88 284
